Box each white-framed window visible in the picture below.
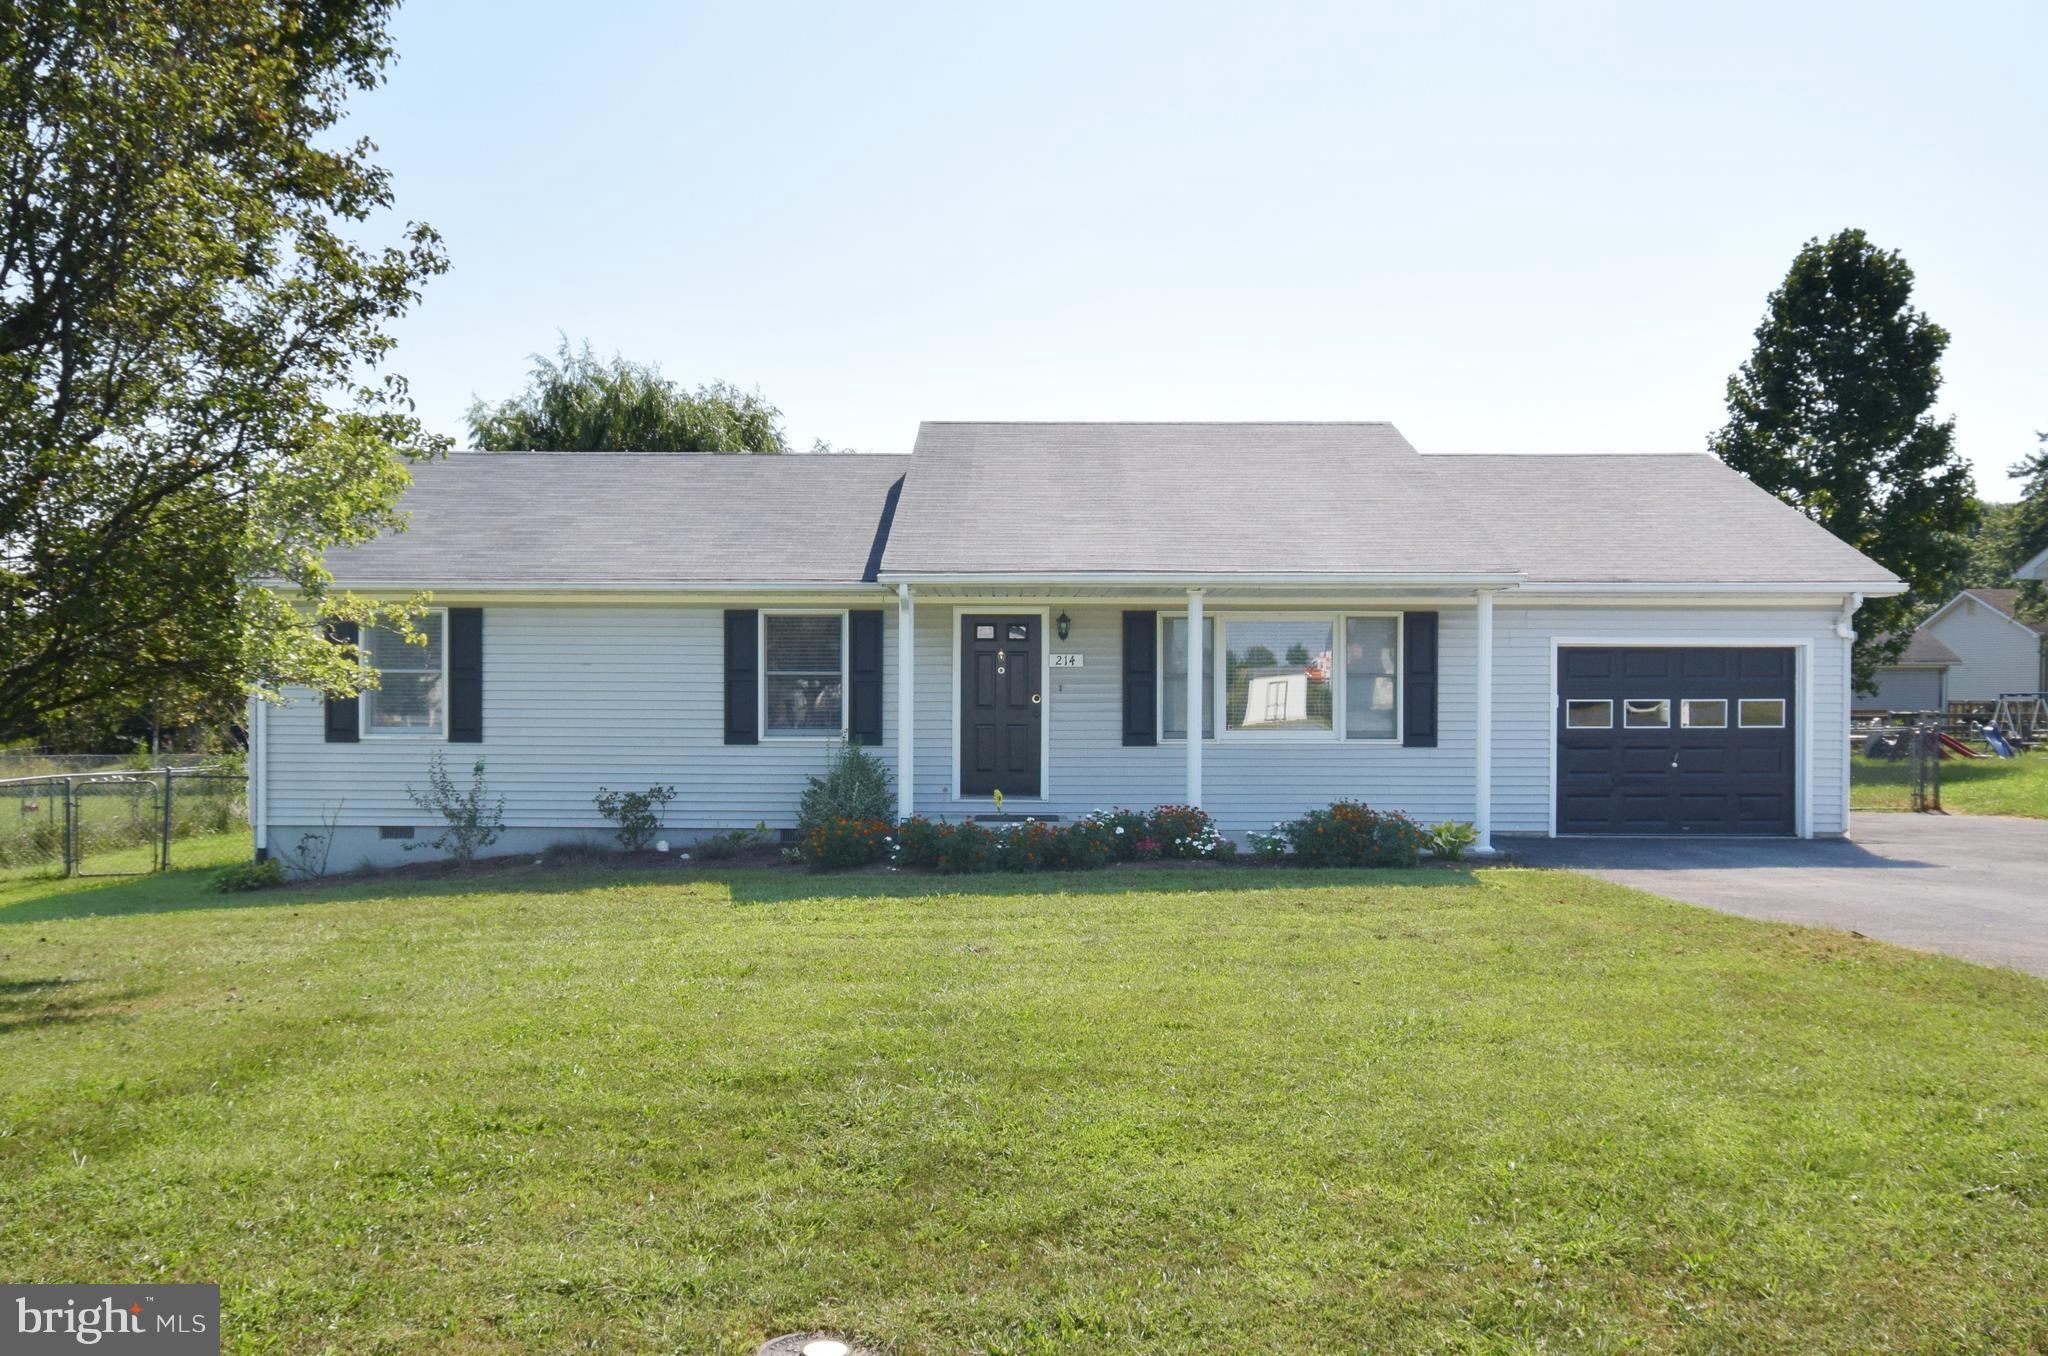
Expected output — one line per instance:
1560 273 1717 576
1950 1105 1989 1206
1161 615 1214 740
1565 699 1612 729
361 610 447 738
761 610 848 737
1623 698 1670 729
1738 697 1786 728
1159 612 1401 743
1681 698 1728 729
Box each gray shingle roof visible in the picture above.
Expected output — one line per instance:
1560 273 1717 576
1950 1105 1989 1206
321 451 908 584
1961 589 2048 635
877 423 1899 585
1888 631 1961 665
318 425 1900 589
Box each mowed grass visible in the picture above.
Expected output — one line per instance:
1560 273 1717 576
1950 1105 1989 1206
3 861 2046 1354
1852 747 2048 817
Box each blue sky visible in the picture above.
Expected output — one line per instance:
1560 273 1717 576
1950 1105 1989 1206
356 1 2045 495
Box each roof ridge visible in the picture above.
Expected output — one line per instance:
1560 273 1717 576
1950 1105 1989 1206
436 449 911 459
915 420 1397 427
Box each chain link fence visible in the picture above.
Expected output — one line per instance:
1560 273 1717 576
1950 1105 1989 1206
0 767 248 880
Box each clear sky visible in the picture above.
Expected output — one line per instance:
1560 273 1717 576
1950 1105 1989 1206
354 1 2045 495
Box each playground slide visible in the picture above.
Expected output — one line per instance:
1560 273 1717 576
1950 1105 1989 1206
1983 726 2017 759
1936 733 1985 759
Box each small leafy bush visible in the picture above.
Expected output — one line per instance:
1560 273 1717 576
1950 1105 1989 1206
695 822 767 861
892 816 999 874
1428 820 1480 861
1147 804 1226 859
1283 799 1429 868
215 857 285 892
797 741 895 836
1246 827 1289 863
405 754 505 865
799 816 892 871
1083 807 1152 861
594 783 676 851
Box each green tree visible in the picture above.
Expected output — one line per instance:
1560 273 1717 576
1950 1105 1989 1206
2007 431 2048 615
0 0 447 744
1708 230 1977 691
467 338 794 452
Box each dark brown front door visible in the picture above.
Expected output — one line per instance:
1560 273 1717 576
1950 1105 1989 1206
960 615 1041 797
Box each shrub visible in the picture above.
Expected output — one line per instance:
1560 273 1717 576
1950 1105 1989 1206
695 822 767 861
1247 827 1288 863
890 816 1000 874
797 740 894 836
799 816 892 871
1083 807 1152 861
1428 820 1480 861
1148 804 1225 859
1283 799 1429 868
215 857 285 892
405 754 505 865
593 783 676 850
1046 818 1116 870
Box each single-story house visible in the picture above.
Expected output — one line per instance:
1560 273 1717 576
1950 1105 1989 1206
1883 588 2048 708
1857 630 1961 715
2016 543 2048 582
249 422 1902 864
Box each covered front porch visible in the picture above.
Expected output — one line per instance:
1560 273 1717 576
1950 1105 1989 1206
883 576 1513 853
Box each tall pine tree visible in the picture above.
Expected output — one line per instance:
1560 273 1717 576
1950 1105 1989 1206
1709 230 1977 692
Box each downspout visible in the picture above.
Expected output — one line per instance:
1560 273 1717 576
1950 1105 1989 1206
1836 593 1861 838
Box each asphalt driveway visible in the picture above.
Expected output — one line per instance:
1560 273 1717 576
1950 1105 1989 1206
1508 812 2048 976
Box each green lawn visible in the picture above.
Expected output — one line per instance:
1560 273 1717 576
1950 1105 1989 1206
1852 747 2048 817
3 860 2046 1353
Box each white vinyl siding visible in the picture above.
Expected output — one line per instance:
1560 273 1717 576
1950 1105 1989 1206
266 604 895 832
262 597 1855 855
1919 597 2046 704
1488 603 1849 837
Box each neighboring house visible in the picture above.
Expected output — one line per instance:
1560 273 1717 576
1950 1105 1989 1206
1901 589 2048 707
1858 630 1960 714
2017 544 2048 582
250 423 1902 862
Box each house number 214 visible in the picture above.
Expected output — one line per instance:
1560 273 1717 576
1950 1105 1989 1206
1050 653 1083 668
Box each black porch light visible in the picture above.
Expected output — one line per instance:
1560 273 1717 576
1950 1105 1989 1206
1056 611 1071 641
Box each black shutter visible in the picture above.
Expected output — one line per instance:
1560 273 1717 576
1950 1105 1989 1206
847 610 884 745
724 609 759 745
1403 611 1438 748
324 621 360 743
1123 610 1158 747
448 608 483 743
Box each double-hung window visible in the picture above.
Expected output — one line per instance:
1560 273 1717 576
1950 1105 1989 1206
361 610 446 737
1161 612 1401 743
1161 615 1215 740
762 612 847 736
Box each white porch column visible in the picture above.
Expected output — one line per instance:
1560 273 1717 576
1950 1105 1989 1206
1186 588 1204 808
896 584 916 823
1474 588 1494 854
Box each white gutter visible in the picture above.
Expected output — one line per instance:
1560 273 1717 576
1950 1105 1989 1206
258 579 893 595
878 571 1528 588
1523 580 1908 597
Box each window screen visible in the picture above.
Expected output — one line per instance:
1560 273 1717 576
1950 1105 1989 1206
764 614 844 734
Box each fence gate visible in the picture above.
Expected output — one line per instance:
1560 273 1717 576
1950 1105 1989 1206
69 772 163 876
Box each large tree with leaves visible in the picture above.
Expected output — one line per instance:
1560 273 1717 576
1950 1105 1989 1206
467 338 823 453
0 0 446 744
2007 431 2048 614
1709 230 1978 691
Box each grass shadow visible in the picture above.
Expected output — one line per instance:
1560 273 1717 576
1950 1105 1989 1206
0 855 1484 925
